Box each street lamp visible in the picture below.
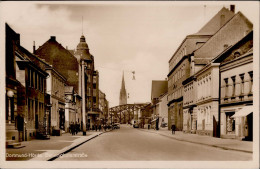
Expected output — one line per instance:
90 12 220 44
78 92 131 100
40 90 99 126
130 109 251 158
7 90 14 124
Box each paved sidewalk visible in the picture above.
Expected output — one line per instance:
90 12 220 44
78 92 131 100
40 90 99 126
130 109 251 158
6 130 108 161
139 128 253 153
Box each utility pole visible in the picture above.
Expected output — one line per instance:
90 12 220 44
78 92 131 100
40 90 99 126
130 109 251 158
82 60 86 135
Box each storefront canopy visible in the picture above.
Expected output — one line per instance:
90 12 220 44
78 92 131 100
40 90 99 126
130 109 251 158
231 105 253 118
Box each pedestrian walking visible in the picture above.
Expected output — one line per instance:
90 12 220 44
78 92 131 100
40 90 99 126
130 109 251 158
71 122 75 135
171 124 176 134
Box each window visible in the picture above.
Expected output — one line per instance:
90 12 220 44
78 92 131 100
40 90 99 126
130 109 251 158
28 68 31 87
35 73 38 90
231 76 236 98
224 78 229 98
30 69 34 87
234 51 240 58
239 73 245 95
248 71 253 94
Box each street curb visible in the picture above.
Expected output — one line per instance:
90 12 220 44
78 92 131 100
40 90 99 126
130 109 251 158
47 130 112 161
138 129 253 154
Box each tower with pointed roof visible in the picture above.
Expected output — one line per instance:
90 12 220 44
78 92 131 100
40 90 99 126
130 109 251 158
119 72 127 105
75 33 99 134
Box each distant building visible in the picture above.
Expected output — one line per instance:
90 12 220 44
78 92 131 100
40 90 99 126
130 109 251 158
157 92 168 128
151 80 167 129
119 72 127 105
99 90 109 124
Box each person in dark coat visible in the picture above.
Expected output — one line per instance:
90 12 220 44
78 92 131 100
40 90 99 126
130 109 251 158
71 122 75 135
98 124 101 131
171 124 176 134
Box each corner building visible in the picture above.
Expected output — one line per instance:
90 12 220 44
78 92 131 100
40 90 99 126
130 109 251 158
75 35 100 129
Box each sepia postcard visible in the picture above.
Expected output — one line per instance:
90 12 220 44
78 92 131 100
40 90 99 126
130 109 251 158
0 1 259 168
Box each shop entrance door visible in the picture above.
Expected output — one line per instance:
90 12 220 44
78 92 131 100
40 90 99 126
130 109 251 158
226 112 235 134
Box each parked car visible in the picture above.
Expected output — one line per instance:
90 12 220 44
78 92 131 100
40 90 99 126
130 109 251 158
161 122 168 128
133 123 139 128
112 123 120 129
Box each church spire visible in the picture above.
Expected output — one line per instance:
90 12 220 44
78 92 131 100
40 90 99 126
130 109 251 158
119 71 127 105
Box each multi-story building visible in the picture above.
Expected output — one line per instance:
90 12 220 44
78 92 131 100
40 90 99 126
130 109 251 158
34 36 81 133
151 80 167 129
6 24 20 143
213 31 253 140
74 35 100 130
168 7 235 132
6 24 50 143
156 92 168 128
99 90 109 124
182 9 253 138
64 86 82 132
45 65 66 134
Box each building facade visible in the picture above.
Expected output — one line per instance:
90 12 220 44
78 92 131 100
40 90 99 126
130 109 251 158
157 92 168 128
168 7 235 132
213 31 253 140
45 66 66 134
34 36 81 133
182 9 253 138
74 35 101 130
6 24 50 142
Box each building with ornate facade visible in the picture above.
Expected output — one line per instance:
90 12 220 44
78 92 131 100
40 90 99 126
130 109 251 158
213 31 253 140
74 35 100 130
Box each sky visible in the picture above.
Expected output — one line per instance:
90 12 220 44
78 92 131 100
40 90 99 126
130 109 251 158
0 1 258 107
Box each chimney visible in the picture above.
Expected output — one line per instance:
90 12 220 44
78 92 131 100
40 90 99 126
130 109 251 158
220 14 225 27
230 5 235 13
50 36 56 41
33 41 36 54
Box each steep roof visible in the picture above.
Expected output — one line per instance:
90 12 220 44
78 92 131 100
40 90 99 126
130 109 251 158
197 7 235 35
168 7 234 64
151 80 168 100
34 36 79 91
194 11 253 63
212 30 253 63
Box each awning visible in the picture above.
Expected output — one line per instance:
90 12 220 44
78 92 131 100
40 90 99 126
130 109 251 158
231 105 253 118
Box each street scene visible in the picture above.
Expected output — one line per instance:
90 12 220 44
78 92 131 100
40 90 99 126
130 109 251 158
1 1 258 168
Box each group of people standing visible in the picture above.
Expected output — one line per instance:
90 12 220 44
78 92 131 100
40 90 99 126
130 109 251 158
69 122 80 135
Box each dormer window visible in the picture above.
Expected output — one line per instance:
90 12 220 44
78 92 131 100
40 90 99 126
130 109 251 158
234 51 240 58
